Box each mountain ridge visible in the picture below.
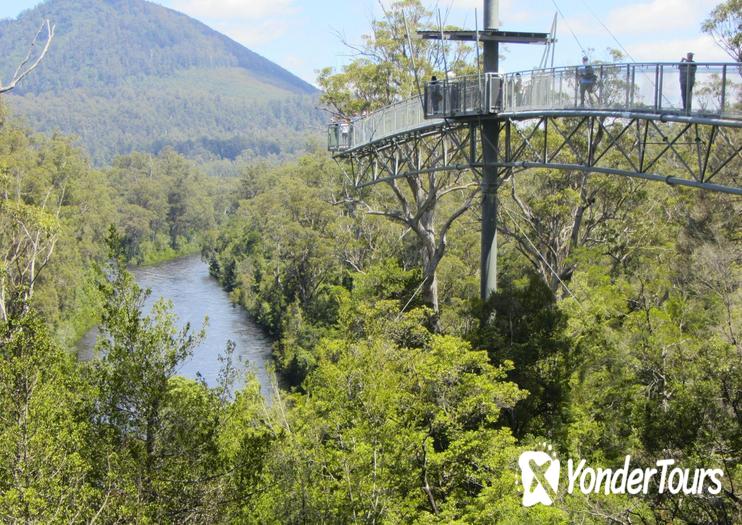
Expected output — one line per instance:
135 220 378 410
0 0 316 95
0 0 322 164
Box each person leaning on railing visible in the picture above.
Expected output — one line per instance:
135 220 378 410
328 118 340 151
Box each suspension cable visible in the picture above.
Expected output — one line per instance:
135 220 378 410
437 8 450 79
578 0 636 63
550 0 587 57
575 1 677 107
401 9 424 105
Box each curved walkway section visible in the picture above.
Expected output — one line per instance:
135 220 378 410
328 62 742 155
328 96 443 154
499 62 741 122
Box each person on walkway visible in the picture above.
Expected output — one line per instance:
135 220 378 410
679 52 696 113
429 75 442 114
447 71 461 113
514 72 523 106
577 56 597 107
339 118 351 149
329 116 340 150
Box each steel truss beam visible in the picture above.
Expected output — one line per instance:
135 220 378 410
343 122 482 189
495 115 741 195
341 115 741 196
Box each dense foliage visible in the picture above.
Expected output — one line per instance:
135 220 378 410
0 105 230 344
203 142 741 524
0 0 322 163
702 0 742 62
0 0 739 523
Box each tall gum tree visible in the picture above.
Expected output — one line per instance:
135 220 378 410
319 0 479 323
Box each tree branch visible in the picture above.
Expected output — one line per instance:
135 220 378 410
0 20 55 95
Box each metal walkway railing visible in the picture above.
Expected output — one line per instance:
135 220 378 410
499 62 742 118
328 62 742 153
328 96 443 152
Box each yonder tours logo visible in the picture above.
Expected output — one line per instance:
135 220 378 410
517 445 724 507
518 444 560 507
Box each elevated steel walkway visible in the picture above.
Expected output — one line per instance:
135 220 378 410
328 62 742 155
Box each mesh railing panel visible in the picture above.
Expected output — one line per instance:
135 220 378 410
500 63 742 118
348 96 437 148
329 63 741 152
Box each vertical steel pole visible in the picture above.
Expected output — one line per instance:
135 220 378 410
720 65 727 114
480 0 499 300
483 0 498 29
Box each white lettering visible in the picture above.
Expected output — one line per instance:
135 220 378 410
643 468 657 494
705 469 724 495
610 456 631 494
567 459 585 493
580 467 596 493
683 469 700 495
627 468 644 494
656 459 675 493
596 468 611 494
667 468 685 494
521 449 724 506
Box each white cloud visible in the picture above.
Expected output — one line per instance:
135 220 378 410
605 0 717 34
172 0 297 20
626 34 730 62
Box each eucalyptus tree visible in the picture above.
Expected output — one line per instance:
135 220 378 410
702 0 742 62
88 230 224 521
319 0 480 322
0 116 68 323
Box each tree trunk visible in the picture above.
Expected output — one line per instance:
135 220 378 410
419 207 442 332
421 248 439 314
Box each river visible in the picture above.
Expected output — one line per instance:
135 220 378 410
77 255 274 395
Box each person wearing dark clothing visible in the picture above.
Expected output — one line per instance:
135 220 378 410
429 75 442 115
577 56 597 107
679 52 696 113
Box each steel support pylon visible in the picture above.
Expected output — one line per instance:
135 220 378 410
480 0 499 300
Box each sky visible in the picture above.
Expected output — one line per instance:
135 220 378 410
0 0 729 86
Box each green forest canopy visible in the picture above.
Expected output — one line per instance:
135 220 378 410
0 0 739 523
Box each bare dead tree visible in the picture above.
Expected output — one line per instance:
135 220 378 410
0 167 65 323
0 19 55 95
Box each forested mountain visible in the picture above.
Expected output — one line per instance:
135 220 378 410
1 0 739 523
0 0 323 164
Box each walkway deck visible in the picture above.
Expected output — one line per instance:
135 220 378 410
328 62 742 155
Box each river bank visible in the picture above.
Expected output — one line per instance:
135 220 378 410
77 254 274 395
